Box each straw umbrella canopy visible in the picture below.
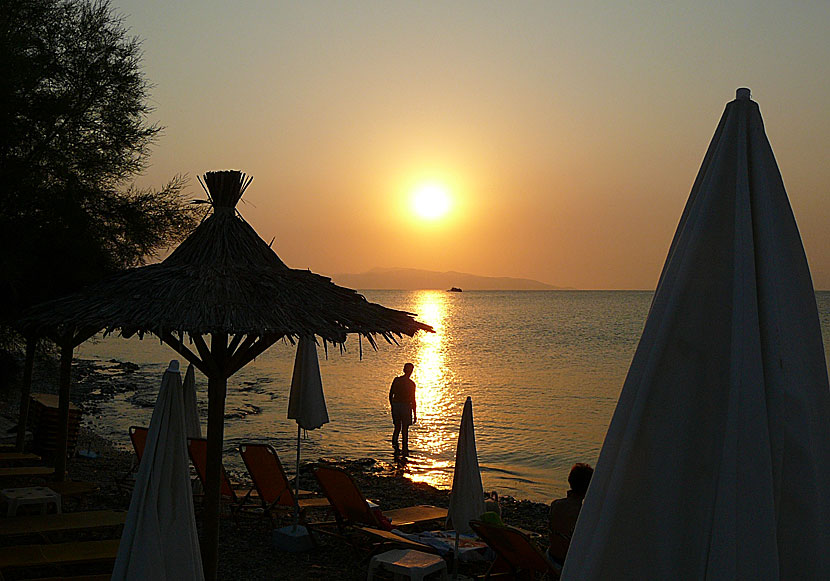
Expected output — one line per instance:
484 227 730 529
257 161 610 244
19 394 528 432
20 170 433 580
562 89 830 579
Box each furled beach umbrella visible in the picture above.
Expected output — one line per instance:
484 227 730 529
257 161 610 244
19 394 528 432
113 360 204 580
446 396 485 535
20 170 433 580
446 397 485 578
287 336 330 432
278 335 328 547
183 364 202 439
563 89 830 579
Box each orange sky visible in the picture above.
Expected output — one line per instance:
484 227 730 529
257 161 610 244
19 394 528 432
116 1 830 289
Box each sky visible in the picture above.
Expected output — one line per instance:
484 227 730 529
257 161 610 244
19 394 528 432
113 0 830 290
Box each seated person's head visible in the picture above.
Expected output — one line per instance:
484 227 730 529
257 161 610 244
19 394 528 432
568 463 594 496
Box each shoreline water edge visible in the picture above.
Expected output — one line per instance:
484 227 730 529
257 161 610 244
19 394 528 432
0 354 553 579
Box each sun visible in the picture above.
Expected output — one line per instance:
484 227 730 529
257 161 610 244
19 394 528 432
412 183 451 220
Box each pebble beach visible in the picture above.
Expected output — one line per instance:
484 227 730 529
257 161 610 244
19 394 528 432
0 355 552 580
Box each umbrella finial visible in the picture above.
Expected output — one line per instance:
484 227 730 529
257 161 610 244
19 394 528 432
736 88 751 101
200 170 253 212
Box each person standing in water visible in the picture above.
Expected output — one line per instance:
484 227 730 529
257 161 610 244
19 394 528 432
389 362 417 454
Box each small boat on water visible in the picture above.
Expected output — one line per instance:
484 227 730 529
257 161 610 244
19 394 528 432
448 287 463 292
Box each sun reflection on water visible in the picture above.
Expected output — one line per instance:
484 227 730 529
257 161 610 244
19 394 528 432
405 290 456 489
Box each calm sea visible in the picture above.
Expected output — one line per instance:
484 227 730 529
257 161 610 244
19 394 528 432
75 290 830 503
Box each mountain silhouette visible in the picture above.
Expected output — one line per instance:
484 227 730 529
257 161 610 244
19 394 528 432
331 267 567 290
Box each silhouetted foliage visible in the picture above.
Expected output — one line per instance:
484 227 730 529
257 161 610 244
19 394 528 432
0 0 199 349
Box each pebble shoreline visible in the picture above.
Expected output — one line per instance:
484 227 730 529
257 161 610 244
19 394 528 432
1 355 553 580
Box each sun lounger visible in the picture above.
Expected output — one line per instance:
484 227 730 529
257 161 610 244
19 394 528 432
0 510 126 538
28 573 112 581
354 526 440 555
238 443 330 523
188 437 258 516
312 465 447 533
47 480 99 497
0 539 119 573
0 466 55 479
0 452 41 464
114 426 148 494
469 519 560 580
128 426 148 462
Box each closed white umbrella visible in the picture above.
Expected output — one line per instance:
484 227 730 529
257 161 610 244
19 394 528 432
446 396 485 536
182 363 202 438
112 360 203 580
276 336 329 548
446 397 485 579
287 336 329 431
563 89 830 579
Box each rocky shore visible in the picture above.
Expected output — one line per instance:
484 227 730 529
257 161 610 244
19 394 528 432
0 355 552 580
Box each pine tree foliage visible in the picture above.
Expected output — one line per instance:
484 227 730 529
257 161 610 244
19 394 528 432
0 0 199 343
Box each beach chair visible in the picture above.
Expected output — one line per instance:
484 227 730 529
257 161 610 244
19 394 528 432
113 426 148 494
469 519 560 580
0 510 126 539
312 464 447 533
238 443 330 523
353 526 441 556
128 426 148 462
187 437 258 517
0 452 41 464
0 539 119 576
0 465 55 479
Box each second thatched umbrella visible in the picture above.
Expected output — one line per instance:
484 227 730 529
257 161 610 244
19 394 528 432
21 170 433 580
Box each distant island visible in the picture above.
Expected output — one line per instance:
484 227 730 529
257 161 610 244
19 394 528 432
331 267 569 290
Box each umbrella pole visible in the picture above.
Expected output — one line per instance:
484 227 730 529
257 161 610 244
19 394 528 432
15 338 36 451
202 333 228 581
53 342 74 482
453 531 460 580
202 372 227 581
294 425 301 531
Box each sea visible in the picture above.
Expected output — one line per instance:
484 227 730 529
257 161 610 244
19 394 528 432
74 290 830 504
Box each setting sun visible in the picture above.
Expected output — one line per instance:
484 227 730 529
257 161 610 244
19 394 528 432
412 183 451 220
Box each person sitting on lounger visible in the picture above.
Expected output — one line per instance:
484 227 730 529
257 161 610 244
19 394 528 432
548 462 593 567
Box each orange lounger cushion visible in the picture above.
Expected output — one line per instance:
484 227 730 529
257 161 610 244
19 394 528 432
384 505 448 528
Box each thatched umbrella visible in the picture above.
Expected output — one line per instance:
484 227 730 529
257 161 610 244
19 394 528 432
21 170 433 580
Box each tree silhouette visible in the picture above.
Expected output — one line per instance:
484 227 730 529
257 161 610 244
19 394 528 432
0 0 199 349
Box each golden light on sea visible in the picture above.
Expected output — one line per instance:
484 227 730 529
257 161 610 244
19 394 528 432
406 290 456 488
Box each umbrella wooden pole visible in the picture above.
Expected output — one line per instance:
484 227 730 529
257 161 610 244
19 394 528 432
294 425 301 530
202 333 228 581
53 342 73 482
453 531 460 580
202 372 226 581
15 338 37 451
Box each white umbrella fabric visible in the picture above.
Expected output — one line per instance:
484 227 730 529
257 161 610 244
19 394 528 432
182 363 202 438
563 89 830 580
285 336 328 531
112 360 204 580
287 336 329 431
446 396 485 535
